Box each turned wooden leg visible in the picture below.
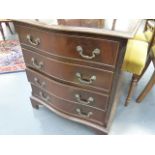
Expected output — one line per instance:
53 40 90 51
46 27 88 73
0 23 5 40
6 22 14 34
136 71 155 103
125 74 139 106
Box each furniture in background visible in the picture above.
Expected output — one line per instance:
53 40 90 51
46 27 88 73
0 19 14 40
57 19 118 30
13 19 142 134
57 19 105 28
111 19 117 30
122 19 155 106
136 44 155 103
134 19 155 44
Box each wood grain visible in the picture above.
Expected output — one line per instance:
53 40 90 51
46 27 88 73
23 49 114 93
13 19 143 38
13 20 143 134
31 85 107 127
26 68 110 111
15 24 120 67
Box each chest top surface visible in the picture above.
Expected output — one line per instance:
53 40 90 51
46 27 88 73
13 19 143 39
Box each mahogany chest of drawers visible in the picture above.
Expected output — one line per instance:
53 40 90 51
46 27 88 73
14 20 142 134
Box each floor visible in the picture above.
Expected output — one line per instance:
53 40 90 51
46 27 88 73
0 21 155 135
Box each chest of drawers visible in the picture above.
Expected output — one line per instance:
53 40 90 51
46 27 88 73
14 20 142 134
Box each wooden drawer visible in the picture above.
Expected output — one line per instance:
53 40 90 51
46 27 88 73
23 49 114 93
15 24 119 67
26 68 109 111
31 85 106 126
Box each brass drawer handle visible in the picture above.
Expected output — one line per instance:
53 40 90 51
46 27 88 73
39 92 50 102
76 45 101 60
76 108 93 118
75 94 94 105
76 72 96 85
31 57 43 70
34 77 46 88
26 34 40 46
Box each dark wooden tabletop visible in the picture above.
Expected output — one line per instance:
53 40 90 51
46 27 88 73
13 19 143 39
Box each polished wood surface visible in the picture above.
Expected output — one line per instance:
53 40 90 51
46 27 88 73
23 49 114 93
15 24 120 67
14 19 142 134
26 68 109 111
30 96 108 134
13 19 142 38
31 84 106 126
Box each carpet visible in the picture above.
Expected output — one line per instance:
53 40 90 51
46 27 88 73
0 40 26 74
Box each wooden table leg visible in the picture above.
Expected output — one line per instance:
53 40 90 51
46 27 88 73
0 23 5 40
125 74 139 106
6 22 14 34
136 71 155 103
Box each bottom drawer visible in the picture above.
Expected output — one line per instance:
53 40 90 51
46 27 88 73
26 68 109 111
31 85 106 126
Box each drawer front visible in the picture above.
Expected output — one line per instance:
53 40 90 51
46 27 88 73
31 85 106 126
23 49 113 93
26 68 109 111
16 24 119 67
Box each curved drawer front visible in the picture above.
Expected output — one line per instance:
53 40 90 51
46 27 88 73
23 49 113 93
26 68 109 111
16 24 119 67
31 85 106 126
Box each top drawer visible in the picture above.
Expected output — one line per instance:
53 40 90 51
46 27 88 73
15 24 120 67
